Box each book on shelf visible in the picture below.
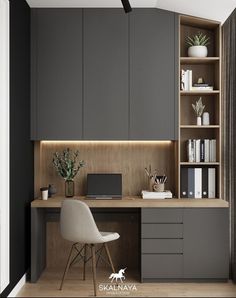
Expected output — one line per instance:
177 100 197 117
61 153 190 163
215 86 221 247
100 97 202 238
187 139 217 162
191 86 214 91
180 69 213 91
181 167 216 199
193 83 209 87
141 190 173 199
181 69 192 91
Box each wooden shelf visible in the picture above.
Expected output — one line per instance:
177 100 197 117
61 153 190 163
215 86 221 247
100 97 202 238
179 197 220 200
180 57 220 64
180 162 220 166
180 125 220 129
180 90 220 95
178 15 221 199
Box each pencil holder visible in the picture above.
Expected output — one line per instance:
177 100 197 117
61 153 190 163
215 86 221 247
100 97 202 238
153 183 165 192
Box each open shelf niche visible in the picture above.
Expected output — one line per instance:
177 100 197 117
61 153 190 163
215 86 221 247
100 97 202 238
178 15 222 199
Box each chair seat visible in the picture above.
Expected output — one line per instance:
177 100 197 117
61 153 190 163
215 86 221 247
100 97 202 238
100 231 120 243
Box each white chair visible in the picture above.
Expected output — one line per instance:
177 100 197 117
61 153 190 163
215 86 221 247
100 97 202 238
59 199 120 296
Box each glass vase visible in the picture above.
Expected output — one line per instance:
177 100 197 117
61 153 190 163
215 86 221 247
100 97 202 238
65 180 74 197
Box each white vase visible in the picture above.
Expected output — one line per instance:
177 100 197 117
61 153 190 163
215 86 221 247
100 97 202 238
188 46 208 58
197 116 202 126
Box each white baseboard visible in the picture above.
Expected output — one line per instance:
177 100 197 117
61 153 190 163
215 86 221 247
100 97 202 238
8 273 26 297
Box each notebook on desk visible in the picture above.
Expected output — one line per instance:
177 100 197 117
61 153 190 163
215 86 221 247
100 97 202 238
86 173 122 199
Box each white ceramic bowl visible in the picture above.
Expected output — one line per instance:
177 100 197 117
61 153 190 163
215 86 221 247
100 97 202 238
188 45 208 58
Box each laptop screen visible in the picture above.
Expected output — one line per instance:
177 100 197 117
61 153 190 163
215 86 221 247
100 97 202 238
87 173 122 198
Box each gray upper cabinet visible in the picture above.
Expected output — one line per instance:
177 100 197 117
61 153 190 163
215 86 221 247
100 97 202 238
31 8 177 140
83 9 129 140
31 9 83 140
130 9 177 140
183 208 229 279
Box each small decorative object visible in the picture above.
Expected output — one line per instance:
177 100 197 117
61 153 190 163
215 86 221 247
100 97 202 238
153 183 165 192
197 77 205 84
65 180 74 197
186 32 210 57
40 187 49 200
144 166 167 192
48 184 57 198
52 148 85 197
192 97 205 126
202 112 210 125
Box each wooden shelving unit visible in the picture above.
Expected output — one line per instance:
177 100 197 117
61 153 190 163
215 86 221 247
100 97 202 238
180 57 220 64
178 15 221 199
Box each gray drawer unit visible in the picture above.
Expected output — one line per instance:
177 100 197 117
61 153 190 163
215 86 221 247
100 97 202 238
142 254 183 279
142 208 183 223
141 207 229 281
142 239 183 254
142 223 183 239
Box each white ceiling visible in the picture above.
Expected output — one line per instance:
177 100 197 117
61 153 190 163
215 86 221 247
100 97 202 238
26 0 236 23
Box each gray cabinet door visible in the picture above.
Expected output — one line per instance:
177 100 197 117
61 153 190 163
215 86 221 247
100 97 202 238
31 9 83 140
183 208 229 279
130 9 176 140
83 9 129 140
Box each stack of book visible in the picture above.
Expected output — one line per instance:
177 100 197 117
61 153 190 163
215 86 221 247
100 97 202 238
141 190 173 199
181 167 216 198
187 139 216 162
192 83 213 91
180 69 213 91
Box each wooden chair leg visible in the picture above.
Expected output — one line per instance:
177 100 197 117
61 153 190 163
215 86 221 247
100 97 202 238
60 244 74 290
91 244 97 296
104 243 115 273
83 244 87 280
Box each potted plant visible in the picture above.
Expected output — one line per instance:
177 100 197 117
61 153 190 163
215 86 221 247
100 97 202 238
52 148 85 197
192 97 205 125
186 32 210 57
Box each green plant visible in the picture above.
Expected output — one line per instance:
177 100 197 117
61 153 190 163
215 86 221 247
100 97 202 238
192 97 205 117
52 148 85 181
186 32 210 47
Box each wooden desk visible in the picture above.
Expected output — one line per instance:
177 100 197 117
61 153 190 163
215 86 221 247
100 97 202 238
31 197 229 283
31 196 229 208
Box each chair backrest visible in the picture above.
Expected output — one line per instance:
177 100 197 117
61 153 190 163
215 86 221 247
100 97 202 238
60 199 102 244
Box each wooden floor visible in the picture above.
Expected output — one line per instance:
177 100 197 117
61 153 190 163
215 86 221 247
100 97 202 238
18 268 236 297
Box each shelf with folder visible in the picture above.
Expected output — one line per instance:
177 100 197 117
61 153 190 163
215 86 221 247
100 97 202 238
180 57 220 64
180 167 219 199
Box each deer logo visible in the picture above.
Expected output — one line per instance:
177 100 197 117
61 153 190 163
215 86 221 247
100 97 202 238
109 268 127 283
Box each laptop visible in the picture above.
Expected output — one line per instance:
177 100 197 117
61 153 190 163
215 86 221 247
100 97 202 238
86 173 122 199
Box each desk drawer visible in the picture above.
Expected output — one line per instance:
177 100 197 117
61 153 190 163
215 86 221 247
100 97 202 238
142 223 183 238
142 254 183 278
142 239 183 254
142 208 183 223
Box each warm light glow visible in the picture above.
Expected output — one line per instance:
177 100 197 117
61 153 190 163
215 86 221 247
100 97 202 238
41 140 173 145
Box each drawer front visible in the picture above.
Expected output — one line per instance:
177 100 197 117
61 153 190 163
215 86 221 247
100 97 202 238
142 208 183 223
142 254 183 278
142 239 183 254
142 223 183 238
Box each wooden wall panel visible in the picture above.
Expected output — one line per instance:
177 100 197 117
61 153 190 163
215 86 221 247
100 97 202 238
35 141 176 198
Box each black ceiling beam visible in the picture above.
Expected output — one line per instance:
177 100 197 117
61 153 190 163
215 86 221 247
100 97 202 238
121 0 132 13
